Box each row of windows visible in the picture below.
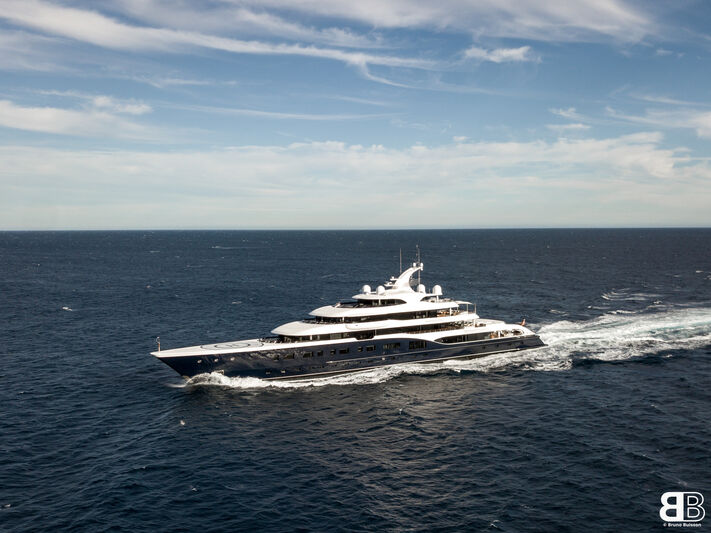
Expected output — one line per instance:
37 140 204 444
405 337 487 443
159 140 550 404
306 309 451 325
264 341 526 376
438 330 524 344
270 340 416 361
265 348 446 376
279 321 469 344
337 299 406 308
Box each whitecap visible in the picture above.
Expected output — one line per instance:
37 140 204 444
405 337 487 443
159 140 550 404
601 289 661 302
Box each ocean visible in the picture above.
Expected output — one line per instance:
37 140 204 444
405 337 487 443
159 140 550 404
1 229 709 532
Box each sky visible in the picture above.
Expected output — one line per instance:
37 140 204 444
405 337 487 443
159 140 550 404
1 0 710 229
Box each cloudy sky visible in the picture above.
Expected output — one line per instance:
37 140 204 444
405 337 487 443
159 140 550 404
1 0 710 229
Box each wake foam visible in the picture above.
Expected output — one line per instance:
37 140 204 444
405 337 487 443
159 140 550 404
183 307 711 390
537 306 711 367
184 353 544 390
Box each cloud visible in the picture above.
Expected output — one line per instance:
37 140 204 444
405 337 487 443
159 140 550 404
653 48 684 58
0 99 157 139
549 107 585 120
173 103 394 121
631 94 711 107
547 123 591 132
325 95 392 107
125 74 225 89
106 1 386 49
36 91 154 115
34 90 153 115
0 29 69 71
0 0 434 72
108 0 658 45
92 96 152 115
464 46 538 63
2 132 708 229
235 0 655 43
606 106 711 139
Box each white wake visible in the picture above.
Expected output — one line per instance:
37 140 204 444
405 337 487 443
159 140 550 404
183 307 711 390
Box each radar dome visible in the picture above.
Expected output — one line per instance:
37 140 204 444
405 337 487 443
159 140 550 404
362 284 371 294
417 284 426 293
376 285 385 295
432 285 442 296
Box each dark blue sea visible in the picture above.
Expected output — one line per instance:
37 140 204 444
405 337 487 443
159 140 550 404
1 229 710 532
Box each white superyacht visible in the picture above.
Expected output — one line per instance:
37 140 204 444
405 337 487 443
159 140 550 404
152 261 545 380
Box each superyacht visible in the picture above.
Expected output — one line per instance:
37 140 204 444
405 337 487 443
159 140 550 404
152 261 545 380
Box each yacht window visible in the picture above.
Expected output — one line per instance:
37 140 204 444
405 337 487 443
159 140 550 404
409 340 426 349
383 342 400 351
330 349 336 355
437 331 489 343
317 351 323 356
284 353 295 360
366 345 376 352
339 348 349 354
303 352 313 358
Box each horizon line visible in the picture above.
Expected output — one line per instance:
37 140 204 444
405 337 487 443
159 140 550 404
2 226 710 232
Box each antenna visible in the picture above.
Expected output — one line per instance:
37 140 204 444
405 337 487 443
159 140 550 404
416 244 421 286
399 248 402 274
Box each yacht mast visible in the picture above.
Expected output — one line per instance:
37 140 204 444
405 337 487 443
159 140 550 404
416 245 421 286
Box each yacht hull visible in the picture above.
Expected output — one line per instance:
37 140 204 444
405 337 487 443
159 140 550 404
155 335 546 381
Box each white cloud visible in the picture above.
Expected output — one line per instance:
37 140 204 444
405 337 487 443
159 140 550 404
0 99 157 139
173 103 393 121
109 0 657 45
126 75 224 89
33 91 153 116
2 133 708 229
464 46 538 63
607 106 711 139
631 94 711 107
107 1 386 49
325 95 392 107
549 107 585 120
547 123 591 132
0 0 433 71
92 96 152 115
235 0 655 43
0 29 68 71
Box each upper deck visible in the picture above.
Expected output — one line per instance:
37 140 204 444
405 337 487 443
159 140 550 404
309 262 472 319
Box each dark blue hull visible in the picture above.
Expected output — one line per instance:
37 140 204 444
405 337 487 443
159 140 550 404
157 335 546 380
